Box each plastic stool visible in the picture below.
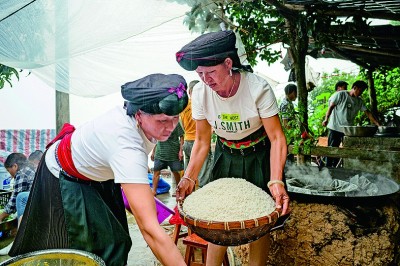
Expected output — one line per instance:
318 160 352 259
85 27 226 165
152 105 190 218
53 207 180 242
182 233 230 266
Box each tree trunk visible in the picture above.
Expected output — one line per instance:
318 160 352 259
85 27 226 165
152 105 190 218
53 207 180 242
367 70 378 118
286 16 309 132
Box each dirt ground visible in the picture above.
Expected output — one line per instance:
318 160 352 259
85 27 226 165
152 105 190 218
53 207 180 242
234 199 400 266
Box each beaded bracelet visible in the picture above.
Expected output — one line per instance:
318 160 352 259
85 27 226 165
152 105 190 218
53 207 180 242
267 180 285 188
182 176 196 185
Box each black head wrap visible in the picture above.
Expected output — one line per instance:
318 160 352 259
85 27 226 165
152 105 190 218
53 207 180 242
176 30 252 72
121 73 188 116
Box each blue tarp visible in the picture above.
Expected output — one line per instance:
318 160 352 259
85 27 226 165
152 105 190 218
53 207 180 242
148 173 171 194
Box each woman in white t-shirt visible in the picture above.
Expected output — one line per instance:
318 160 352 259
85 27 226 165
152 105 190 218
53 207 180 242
9 74 188 266
175 30 290 266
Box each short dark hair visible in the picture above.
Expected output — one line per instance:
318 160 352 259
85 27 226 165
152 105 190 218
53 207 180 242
188 80 200 95
284 84 297 95
352 80 368 91
28 150 43 162
335 81 348 91
4 153 28 168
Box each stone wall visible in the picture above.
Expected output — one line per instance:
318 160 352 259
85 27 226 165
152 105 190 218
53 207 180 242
343 136 400 183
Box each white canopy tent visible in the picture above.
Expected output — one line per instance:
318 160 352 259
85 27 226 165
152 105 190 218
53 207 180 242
0 0 358 124
0 0 204 97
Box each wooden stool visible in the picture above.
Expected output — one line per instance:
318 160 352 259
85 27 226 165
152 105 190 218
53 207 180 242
171 223 188 244
182 233 230 266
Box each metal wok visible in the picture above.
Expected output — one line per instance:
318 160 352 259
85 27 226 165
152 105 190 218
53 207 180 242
286 167 399 205
377 126 399 134
342 126 377 137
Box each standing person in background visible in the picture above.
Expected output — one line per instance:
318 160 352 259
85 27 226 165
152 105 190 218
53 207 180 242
279 83 297 163
279 83 297 128
322 80 380 167
175 30 290 266
0 153 35 256
9 73 188 266
150 122 184 196
180 80 213 187
334 80 348 92
328 80 348 105
322 80 348 166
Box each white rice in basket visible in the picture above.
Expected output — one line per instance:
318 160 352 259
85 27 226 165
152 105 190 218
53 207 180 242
182 178 276 222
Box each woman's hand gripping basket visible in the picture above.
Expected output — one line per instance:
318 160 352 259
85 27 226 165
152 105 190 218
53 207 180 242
178 178 281 246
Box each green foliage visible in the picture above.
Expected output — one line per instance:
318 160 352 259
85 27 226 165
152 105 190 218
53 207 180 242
369 67 400 111
228 0 285 65
174 1 400 150
307 67 400 136
211 132 217 143
281 114 316 155
175 0 286 66
0 64 19 89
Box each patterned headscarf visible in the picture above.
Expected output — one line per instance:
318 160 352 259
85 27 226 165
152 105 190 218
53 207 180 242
121 73 188 116
176 30 252 72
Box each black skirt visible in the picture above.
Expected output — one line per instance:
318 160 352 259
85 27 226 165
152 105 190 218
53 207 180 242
211 128 273 193
9 154 132 266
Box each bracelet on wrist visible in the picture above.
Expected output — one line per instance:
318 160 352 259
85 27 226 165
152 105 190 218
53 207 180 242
182 176 196 185
267 180 285 188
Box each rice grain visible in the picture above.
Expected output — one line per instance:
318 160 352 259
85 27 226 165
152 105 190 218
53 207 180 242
182 178 276 222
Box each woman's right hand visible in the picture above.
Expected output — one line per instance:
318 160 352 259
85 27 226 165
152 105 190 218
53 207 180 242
269 183 290 216
175 177 196 202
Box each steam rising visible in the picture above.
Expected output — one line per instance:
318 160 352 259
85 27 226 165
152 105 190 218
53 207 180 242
285 163 399 197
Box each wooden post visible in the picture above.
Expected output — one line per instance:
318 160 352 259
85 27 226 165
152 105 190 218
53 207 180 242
56 91 70 132
367 69 378 118
55 1 70 132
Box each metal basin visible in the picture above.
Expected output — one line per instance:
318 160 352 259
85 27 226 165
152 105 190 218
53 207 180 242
377 126 399 134
343 126 377 137
1 249 106 265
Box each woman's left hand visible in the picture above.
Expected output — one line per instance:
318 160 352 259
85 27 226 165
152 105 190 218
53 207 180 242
269 184 290 215
175 177 196 202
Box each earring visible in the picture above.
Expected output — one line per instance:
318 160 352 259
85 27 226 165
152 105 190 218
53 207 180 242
229 69 232 77
136 122 140 128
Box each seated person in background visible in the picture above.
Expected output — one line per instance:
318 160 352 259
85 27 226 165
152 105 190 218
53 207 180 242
150 122 184 196
279 83 297 128
322 80 380 167
28 150 44 170
11 150 43 224
0 153 36 255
